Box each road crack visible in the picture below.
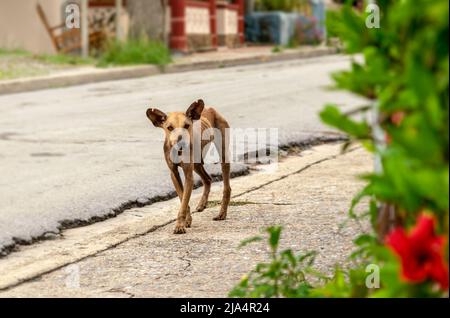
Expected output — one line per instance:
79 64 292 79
179 251 192 271
0 142 358 292
106 287 135 298
233 146 361 199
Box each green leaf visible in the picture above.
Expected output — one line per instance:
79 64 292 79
238 236 263 248
320 105 371 139
266 226 282 251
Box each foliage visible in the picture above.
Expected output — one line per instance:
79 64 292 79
317 0 449 297
36 54 95 65
272 45 283 53
230 222 446 298
229 226 318 298
325 9 341 40
0 37 172 71
231 0 449 298
97 37 172 67
0 48 95 80
319 0 449 227
255 0 309 12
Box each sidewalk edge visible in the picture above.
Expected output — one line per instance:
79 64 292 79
0 47 338 95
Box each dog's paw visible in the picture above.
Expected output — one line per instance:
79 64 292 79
213 214 226 221
195 203 207 212
173 224 186 234
185 217 192 228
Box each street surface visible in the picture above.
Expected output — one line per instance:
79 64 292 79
0 144 371 297
0 55 365 253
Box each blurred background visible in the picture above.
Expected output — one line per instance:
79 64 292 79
0 0 362 76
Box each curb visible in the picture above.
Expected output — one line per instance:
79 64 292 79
0 47 338 95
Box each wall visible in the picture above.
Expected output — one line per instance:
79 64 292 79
185 6 210 34
0 0 63 54
217 8 237 35
217 6 239 47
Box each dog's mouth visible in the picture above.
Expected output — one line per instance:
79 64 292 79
178 149 182 156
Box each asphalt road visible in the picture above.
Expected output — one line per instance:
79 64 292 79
0 55 365 253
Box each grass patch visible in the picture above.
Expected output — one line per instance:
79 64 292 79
0 48 30 56
272 45 283 53
0 38 173 80
0 48 94 65
0 67 48 80
97 38 172 67
36 54 96 65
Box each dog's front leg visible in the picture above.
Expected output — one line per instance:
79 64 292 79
170 168 192 227
174 163 194 234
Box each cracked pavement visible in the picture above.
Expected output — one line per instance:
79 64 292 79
0 54 366 253
0 143 372 297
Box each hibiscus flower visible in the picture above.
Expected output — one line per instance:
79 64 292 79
386 214 449 290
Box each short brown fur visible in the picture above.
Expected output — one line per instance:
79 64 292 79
146 99 231 234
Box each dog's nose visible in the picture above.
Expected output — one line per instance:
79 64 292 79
177 135 183 142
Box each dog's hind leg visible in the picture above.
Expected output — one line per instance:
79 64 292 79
213 114 231 221
194 163 212 212
214 162 230 220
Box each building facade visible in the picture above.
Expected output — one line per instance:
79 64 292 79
169 0 245 52
0 0 244 55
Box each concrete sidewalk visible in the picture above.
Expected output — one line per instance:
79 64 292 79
0 45 337 95
0 143 371 297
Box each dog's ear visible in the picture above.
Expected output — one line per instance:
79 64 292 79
186 99 204 121
146 108 167 127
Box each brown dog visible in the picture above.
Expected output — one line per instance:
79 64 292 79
146 99 231 234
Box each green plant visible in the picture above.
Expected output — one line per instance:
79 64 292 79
0 48 95 65
231 219 447 298
97 37 172 67
229 226 318 297
325 9 341 40
231 0 448 298
272 45 283 53
0 48 30 56
320 0 449 230
255 0 307 12
35 54 95 65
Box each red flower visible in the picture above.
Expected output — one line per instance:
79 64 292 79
386 214 449 290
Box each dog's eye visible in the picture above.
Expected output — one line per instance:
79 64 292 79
184 124 190 130
167 125 174 131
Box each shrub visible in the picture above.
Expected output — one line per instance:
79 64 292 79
97 37 172 67
255 0 308 12
231 0 449 298
229 226 318 298
325 9 341 39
